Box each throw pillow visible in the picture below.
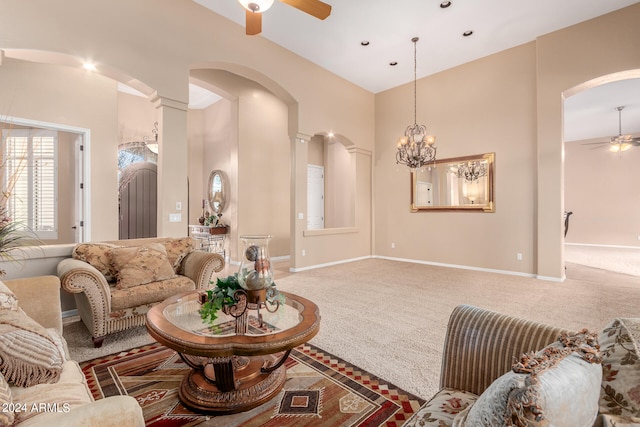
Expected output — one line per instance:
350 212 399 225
161 237 196 273
110 243 176 289
72 242 118 282
0 309 63 387
599 318 640 418
0 372 14 426
453 329 602 427
0 280 18 311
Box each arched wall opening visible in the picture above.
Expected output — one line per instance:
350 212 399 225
562 70 640 255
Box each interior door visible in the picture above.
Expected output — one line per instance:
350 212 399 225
307 165 325 230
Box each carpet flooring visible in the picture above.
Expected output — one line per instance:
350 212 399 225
64 257 640 405
81 342 425 427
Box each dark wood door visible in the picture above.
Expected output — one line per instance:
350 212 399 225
119 161 157 239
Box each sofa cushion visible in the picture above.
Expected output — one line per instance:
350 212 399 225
0 372 14 426
453 330 602 427
161 237 196 273
0 280 19 311
599 318 640 418
404 388 478 427
110 275 196 312
10 360 93 425
0 309 64 387
72 242 118 282
110 243 176 289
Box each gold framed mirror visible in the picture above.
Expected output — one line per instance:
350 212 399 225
410 152 495 212
207 170 226 214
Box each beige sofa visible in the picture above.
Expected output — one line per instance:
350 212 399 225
0 276 144 426
407 304 640 427
57 237 224 347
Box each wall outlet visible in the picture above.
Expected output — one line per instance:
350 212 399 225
301 249 306 257
176 201 182 211
298 213 304 220
516 253 523 261
391 242 395 249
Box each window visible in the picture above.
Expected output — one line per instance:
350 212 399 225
2 129 58 240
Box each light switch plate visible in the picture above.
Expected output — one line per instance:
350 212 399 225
169 213 181 223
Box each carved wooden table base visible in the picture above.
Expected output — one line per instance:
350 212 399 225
178 352 288 414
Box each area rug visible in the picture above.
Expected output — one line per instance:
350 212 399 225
81 342 426 427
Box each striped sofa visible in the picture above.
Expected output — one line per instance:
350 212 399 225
406 305 640 427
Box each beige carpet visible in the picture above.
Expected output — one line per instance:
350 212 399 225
64 258 640 403
565 244 640 276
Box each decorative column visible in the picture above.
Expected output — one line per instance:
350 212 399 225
151 92 189 237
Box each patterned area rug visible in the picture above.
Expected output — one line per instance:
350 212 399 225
81 342 426 426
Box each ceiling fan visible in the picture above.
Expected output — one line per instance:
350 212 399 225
238 0 331 35
583 106 640 153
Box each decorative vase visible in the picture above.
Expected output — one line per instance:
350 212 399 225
238 235 273 290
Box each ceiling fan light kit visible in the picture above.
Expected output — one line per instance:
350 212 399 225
239 0 275 13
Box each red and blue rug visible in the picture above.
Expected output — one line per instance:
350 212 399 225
81 342 425 426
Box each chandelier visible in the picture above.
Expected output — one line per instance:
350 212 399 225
396 37 437 170
457 161 487 182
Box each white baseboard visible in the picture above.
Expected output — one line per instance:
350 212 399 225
372 255 552 280
289 256 372 272
565 242 640 250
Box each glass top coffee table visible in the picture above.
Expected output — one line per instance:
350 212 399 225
146 289 320 414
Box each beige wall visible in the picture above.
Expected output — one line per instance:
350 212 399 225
375 4 640 278
2 1 636 279
536 4 640 278
564 140 640 247
0 0 374 268
375 42 538 274
0 58 119 242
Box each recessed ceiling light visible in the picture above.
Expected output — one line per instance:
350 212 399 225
361 41 370 46
390 61 398 66
463 30 473 37
440 1 451 8
82 63 97 71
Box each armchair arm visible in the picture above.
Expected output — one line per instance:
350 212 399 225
57 258 112 315
3 276 63 335
181 251 225 289
17 396 144 427
439 304 568 396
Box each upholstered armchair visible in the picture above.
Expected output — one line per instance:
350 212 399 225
57 237 224 347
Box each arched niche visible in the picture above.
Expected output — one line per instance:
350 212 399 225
307 132 356 230
188 65 298 261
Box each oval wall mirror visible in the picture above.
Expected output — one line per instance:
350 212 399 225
207 170 226 214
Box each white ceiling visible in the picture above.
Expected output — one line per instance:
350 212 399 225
191 0 640 143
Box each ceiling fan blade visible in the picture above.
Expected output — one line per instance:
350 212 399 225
581 141 608 145
246 9 262 35
279 0 332 20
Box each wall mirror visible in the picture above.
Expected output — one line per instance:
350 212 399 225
207 170 226 214
411 152 495 212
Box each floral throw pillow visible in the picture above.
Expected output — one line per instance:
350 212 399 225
110 243 176 289
161 237 196 273
599 318 640 420
404 388 478 427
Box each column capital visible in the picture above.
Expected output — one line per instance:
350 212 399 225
150 91 189 112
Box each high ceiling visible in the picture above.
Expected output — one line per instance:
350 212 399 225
194 0 640 143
